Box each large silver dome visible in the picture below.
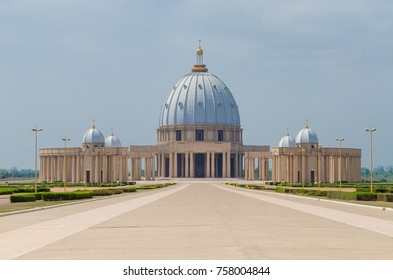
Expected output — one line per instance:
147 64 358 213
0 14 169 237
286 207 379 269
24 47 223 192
296 122 319 144
159 46 240 126
82 124 105 144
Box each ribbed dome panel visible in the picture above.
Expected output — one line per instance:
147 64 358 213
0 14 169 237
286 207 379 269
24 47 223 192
159 72 240 126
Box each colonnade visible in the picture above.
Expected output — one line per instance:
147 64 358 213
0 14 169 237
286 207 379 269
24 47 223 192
40 152 128 183
271 151 361 183
244 157 269 181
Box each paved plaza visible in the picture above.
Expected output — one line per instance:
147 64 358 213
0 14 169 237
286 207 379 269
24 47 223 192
1 181 393 260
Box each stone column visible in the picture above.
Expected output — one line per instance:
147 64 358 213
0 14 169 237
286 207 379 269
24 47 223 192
227 152 231 178
206 152 211 178
174 153 178 178
161 154 166 178
169 153 174 177
190 153 194 178
185 152 189 177
223 152 227 178
211 152 215 178
244 157 249 180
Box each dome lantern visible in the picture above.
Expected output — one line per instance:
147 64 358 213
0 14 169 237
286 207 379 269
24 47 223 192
192 40 208 73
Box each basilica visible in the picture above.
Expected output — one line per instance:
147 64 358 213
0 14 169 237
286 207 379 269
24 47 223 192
39 45 361 184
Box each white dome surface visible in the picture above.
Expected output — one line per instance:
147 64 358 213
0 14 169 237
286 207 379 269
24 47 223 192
279 133 296 147
83 126 105 144
296 124 318 144
105 133 122 147
159 72 240 126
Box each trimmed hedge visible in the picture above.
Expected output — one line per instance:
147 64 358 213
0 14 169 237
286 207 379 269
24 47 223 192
356 192 378 201
10 193 37 203
0 186 50 195
92 189 118 196
225 183 265 190
356 187 393 193
0 188 14 195
138 183 175 190
386 194 393 202
274 187 327 197
326 191 357 200
42 191 93 201
121 187 137 193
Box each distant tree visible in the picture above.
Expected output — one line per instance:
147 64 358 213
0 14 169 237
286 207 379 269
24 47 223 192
361 167 370 178
0 167 35 179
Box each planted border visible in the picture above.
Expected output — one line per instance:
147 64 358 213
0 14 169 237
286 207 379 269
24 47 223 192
42 191 93 201
10 193 37 203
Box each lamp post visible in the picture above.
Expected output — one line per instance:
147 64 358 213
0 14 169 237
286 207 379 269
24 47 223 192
317 144 322 190
83 145 87 190
365 128 376 193
32 127 43 193
97 147 103 187
336 137 344 191
62 137 70 192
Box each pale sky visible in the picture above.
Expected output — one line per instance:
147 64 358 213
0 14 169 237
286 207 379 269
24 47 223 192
1 0 392 169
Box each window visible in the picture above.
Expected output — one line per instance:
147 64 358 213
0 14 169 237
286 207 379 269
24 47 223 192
196 130 204 141
218 130 224 141
176 130 182 141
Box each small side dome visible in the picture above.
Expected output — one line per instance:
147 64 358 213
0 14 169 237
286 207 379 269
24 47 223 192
105 132 122 147
296 121 318 144
82 123 105 144
279 131 296 147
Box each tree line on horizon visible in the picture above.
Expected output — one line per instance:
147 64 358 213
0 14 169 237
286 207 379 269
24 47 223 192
0 168 35 179
1 166 393 182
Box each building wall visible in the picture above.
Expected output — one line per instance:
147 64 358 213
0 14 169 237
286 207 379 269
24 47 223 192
40 146 128 184
271 146 362 183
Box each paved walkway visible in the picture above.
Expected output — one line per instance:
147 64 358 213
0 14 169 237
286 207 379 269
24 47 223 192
0 181 393 259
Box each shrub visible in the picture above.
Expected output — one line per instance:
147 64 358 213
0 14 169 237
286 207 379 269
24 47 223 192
0 188 14 195
42 191 93 201
111 189 124 195
377 194 387 201
327 191 357 200
386 194 393 202
275 187 286 193
10 193 36 203
356 192 378 201
305 190 328 196
92 189 115 196
121 187 137 193
138 185 157 189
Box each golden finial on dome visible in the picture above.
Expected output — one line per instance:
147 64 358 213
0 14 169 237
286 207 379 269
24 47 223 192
196 39 203 55
192 40 208 72
305 119 309 128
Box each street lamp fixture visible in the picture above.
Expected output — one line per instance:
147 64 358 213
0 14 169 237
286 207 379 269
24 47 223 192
317 144 322 190
32 127 43 193
83 145 87 190
336 137 344 191
365 128 376 193
62 137 71 192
